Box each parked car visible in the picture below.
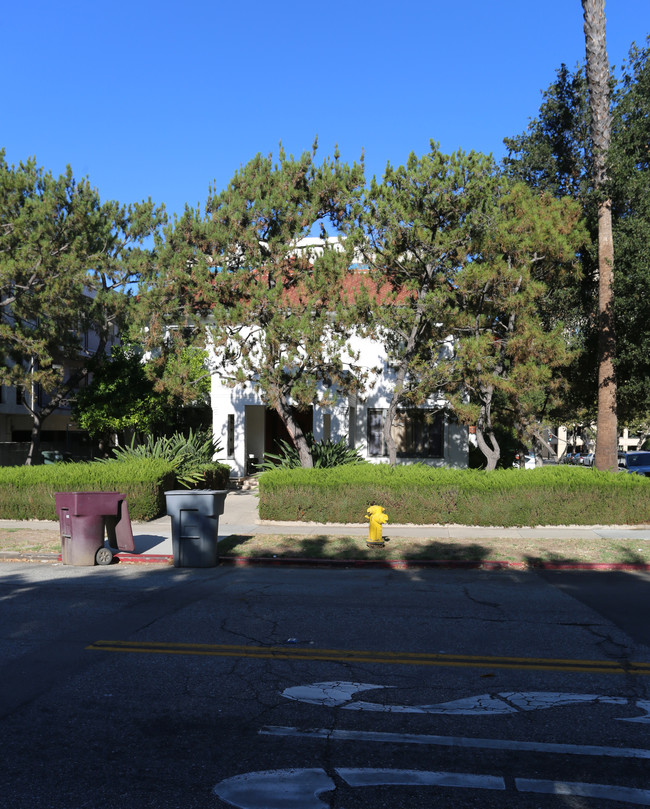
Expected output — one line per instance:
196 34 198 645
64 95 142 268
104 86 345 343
513 451 535 469
580 453 595 466
624 451 650 477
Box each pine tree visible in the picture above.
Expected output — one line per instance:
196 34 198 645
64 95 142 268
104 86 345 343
144 143 365 467
0 152 164 463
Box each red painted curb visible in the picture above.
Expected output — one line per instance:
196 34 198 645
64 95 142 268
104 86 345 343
114 553 173 565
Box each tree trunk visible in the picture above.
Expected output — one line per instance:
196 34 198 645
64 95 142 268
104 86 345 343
25 412 43 466
272 388 313 468
384 358 408 467
582 0 618 471
594 198 617 469
23 367 91 466
532 429 558 462
475 386 501 470
383 287 429 466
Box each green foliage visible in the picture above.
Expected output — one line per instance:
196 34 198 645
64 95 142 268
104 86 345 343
157 345 211 403
259 434 365 470
503 39 650 425
258 465 650 526
0 151 165 462
142 142 365 467
609 39 650 423
352 142 585 469
99 429 225 489
73 344 211 443
0 459 176 520
73 345 169 440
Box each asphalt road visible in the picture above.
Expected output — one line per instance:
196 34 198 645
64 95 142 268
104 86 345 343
1 561 649 808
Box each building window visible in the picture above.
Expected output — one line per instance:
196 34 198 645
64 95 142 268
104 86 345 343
227 414 235 458
348 406 356 448
367 409 386 456
323 413 331 442
367 408 444 458
394 409 443 458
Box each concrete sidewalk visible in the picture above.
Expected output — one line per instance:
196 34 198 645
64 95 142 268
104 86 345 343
2 489 650 563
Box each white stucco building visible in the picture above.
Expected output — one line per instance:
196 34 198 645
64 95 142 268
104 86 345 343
210 329 469 479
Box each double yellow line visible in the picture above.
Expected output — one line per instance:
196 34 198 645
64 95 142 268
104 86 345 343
87 640 650 675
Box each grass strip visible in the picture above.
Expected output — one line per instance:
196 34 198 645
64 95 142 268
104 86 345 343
218 533 650 566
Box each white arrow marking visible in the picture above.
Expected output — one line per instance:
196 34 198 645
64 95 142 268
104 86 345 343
281 681 648 720
213 768 334 809
281 682 516 714
621 700 650 724
501 692 626 712
281 682 386 707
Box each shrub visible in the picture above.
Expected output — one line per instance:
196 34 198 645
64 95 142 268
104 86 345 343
258 464 650 526
260 434 364 470
0 459 176 520
100 429 228 488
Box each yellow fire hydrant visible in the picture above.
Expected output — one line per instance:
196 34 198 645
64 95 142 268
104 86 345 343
365 505 388 547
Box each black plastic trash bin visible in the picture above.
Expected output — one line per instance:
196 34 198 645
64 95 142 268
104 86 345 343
165 489 228 568
55 491 135 566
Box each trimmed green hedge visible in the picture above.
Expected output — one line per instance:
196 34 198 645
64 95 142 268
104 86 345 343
0 459 177 521
258 464 650 526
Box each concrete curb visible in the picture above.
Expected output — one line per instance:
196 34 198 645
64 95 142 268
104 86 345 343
1 550 649 571
219 556 650 571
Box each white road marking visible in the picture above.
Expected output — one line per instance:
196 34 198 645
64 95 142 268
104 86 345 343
337 767 504 790
624 700 650 723
282 682 385 707
213 768 334 809
281 681 648 720
260 725 650 759
213 768 650 808
516 778 650 806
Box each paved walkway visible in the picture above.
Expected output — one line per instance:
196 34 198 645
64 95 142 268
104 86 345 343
2 490 650 561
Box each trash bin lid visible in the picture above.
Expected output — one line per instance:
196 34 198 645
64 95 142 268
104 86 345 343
55 491 126 516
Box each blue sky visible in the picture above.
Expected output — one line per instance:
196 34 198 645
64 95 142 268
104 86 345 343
3 1 649 221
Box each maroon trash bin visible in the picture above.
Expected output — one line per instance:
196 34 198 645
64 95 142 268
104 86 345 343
55 491 134 566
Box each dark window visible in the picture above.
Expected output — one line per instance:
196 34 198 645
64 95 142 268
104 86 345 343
394 409 444 458
348 406 356 448
367 408 386 456
227 414 235 458
367 408 444 458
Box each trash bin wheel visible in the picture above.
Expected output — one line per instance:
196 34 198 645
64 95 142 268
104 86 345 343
95 547 114 566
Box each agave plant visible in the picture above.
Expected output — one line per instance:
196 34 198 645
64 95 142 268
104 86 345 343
260 434 364 470
101 429 222 488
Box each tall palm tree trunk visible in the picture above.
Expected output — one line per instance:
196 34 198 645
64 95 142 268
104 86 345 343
582 0 618 471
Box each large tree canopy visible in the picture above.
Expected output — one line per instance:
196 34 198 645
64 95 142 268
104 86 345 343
0 152 165 463
353 143 585 469
503 36 650 442
143 142 365 467
351 146 499 466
